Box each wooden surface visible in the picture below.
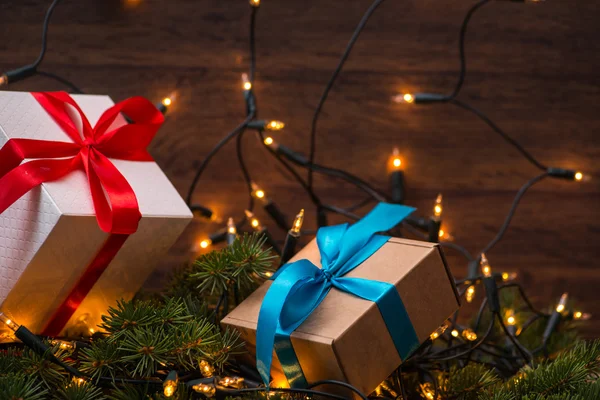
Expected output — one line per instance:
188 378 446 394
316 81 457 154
1 1 599 337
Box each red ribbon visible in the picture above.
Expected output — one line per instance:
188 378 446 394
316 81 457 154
0 92 164 336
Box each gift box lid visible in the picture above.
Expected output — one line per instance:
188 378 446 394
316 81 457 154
0 91 191 219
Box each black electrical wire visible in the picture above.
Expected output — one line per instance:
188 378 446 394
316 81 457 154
249 6 257 82
307 380 369 400
450 99 548 171
479 172 548 255
307 0 387 192
496 312 534 364
36 70 84 94
448 0 493 99
34 0 61 70
236 129 255 216
439 242 475 262
427 320 495 362
185 114 254 206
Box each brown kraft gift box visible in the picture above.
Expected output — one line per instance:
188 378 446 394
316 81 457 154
221 237 460 398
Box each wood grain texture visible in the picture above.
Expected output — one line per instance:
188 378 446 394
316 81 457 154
1 0 598 337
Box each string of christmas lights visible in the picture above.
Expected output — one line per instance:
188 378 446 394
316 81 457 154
0 0 593 398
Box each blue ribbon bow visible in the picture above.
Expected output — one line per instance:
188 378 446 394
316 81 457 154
256 203 420 387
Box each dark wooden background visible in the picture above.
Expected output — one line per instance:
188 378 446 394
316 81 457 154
1 0 599 337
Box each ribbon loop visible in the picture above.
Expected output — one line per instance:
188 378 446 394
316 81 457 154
256 203 419 388
0 92 163 234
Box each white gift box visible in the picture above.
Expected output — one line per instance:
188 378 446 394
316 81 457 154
0 91 192 336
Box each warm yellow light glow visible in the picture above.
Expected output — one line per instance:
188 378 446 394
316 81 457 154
451 329 459 337
200 239 212 249
242 73 252 91
462 328 477 341
403 93 415 103
200 360 215 377
420 383 435 400
219 376 244 389
266 120 285 131
480 253 492 277
438 229 445 238
291 209 304 234
89 328 95 334
502 272 518 281
556 293 568 313
0 75 7 87
264 271 273 278
429 323 447 340
164 385 175 397
390 147 403 170
466 285 476 303
264 136 274 145
0 313 18 332
573 311 591 320
433 193 443 218
227 217 237 235
251 182 267 200
192 383 216 397
249 0 260 6
506 310 516 326
245 210 262 231
574 172 583 181
162 97 172 107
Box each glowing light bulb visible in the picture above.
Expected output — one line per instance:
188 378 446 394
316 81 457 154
389 147 403 171
249 0 260 6
451 329 459 337
227 218 237 235
556 293 568 313
462 328 477 341
242 73 252 91
466 285 476 303
251 182 266 200
433 193 443 219
573 311 591 320
429 323 447 340
480 253 492 277
265 120 285 131
263 136 274 146
163 371 178 397
420 383 435 400
0 74 8 87
192 383 216 397
0 313 18 332
89 328 95 334
574 171 583 182
502 272 518 282
245 210 262 231
506 310 516 326
264 271 273 278
162 97 172 107
291 209 304 234
199 239 212 249
200 360 215 377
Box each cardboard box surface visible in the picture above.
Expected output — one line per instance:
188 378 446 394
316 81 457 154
0 91 192 335
222 237 459 398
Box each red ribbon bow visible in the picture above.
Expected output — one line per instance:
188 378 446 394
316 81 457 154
0 92 164 336
0 91 164 234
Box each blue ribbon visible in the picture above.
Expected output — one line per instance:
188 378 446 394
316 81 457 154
256 203 420 387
